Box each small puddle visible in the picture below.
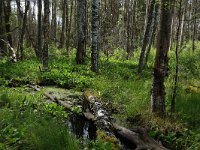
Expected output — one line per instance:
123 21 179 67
67 113 135 150
67 114 97 143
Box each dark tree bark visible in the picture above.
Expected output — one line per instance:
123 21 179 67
91 0 100 72
0 1 6 53
65 0 69 55
42 0 50 70
144 3 159 67
59 0 67 49
151 0 173 114
192 0 197 52
138 0 155 75
51 0 57 44
16 0 30 60
171 0 182 113
37 0 42 58
125 0 131 59
66 0 73 56
3 0 12 47
76 0 86 64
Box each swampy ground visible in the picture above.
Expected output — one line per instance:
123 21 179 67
0 45 200 150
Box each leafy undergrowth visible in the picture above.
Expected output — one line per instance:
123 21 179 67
0 43 200 149
0 87 80 150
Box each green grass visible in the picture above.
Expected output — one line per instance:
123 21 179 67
0 87 80 150
0 42 200 149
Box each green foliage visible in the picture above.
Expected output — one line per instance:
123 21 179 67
0 50 94 90
0 93 10 107
85 139 113 150
44 103 68 119
1 43 200 149
42 64 93 90
176 93 200 127
0 87 79 150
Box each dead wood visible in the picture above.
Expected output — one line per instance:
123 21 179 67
28 85 91 119
0 39 17 62
83 90 168 150
28 85 167 150
27 85 72 109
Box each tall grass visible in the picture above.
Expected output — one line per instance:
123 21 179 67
0 88 80 150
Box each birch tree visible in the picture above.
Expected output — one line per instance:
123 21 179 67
91 0 100 72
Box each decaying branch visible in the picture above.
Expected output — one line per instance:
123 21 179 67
83 91 168 150
28 85 167 150
0 39 17 62
27 85 72 109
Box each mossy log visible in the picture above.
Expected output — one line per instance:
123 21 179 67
28 85 72 109
186 85 200 93
83 90 168 150
28 85 167 150
28 85 92 119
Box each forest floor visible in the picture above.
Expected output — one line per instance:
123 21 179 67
0 45 200 149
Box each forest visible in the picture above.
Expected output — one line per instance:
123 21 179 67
0 0 200 149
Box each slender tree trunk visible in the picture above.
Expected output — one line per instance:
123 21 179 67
128 0 136 59
144 0 150 33
179 0 187 47
65 0 69 56
66 0 73 55
4 0 12 48
151 0 172 114
91 0 100 72
192 0 197 52
76 0 86 64
125 0 131 59
138 0 155 75
0 1 6 53
144 3 159 67
59 0 66 49
42 0 50 70
171 0 182 113
51 0 57 44
16 0 30 60
37 0 42 58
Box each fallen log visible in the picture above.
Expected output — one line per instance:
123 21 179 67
28 85 167 150
83 91 168 150
0 39 17 62
27 85 73 109
27 85 93 119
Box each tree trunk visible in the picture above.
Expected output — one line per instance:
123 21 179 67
16 0 30 60
37 0 42 58
171 0 182 113
0 1 6 54
91 0 100 72
151 0 172 114
59 0 67 49
65 0 69 55
179 0 187 47
51 0 57 44
83 91 167 150
144 3 159 67
138 0 155 75
192 0 197 52
4 0 12 48
76 0 86 64
42 0 50 71
66 0 73 55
